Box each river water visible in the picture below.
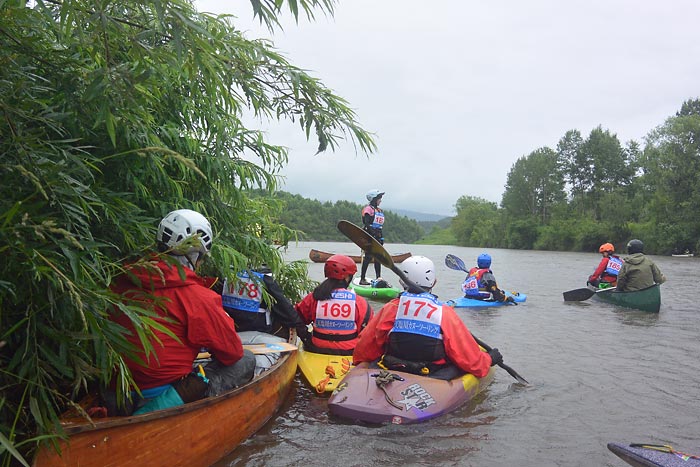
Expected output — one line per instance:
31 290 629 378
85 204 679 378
215 241 699 467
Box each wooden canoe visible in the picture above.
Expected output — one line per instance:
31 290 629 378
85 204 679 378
33 350 297 467
593 284 661 312
309 248 411 264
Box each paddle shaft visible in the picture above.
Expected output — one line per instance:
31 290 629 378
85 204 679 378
563 286 618 302
336 220 529 385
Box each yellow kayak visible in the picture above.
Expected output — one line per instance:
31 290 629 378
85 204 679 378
297 340 353 394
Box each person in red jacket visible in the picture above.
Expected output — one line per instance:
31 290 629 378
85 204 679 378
353 255 501 380
110 209 255 414
587 242 623 288
294 254 373 355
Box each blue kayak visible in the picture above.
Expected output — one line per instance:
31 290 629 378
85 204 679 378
446 292 526 309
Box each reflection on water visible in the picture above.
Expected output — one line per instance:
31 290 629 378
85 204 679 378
215 242 700 467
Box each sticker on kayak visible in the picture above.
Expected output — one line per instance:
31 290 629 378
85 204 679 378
398 383 436 411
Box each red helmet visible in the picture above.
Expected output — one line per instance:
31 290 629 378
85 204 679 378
324 254 357 279
599 243 614 254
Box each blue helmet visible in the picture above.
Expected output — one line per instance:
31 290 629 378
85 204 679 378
477 253 492 269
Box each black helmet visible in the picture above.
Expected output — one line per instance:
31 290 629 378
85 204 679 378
627 239 644 254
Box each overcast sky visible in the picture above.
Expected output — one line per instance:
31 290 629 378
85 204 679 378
195 0 700 217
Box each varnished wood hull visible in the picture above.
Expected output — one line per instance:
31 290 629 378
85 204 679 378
33 351 298 467
309 248 411 264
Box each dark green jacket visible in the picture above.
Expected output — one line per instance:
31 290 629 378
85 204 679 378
617 253 666 291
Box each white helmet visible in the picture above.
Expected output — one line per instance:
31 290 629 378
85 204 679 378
157 209 213 255
400 255 436 289
366 189 385 202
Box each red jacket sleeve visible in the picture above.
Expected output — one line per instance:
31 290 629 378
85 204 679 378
589 257 609 281
440 307 492 378
294 293 316 325
353 300 397 363
184 287 243 366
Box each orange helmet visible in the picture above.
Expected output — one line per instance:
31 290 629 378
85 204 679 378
598 243 614 254
324 254 357 279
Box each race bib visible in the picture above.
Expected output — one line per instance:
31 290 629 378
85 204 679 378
392 293 443 339
314 289 357 331
222 271 264 313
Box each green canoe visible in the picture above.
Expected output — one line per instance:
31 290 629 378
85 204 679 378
593 284 661 312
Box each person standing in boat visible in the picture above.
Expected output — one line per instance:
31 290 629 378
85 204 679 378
221 265 303 339
359 189 385 285
462 253 515 303
294 254 373 355
616 239 667 292
353 255 501 380
110 209 255 414
587 243 623 288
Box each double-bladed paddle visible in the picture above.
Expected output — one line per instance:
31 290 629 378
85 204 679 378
445 253 469 273
562 286 617 302
444 253 518 306
337 220 529 385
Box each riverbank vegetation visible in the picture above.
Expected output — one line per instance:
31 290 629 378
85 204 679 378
0 1 373 464
444 100 700 255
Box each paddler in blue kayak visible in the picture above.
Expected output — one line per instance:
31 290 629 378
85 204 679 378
353 255 502 380
462 253 515 303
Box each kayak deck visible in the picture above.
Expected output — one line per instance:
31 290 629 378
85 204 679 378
348 278 402 301
296 340 353 394
328 362 494 424
446 292 526 308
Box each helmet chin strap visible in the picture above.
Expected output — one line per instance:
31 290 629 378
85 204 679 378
172 252 201 270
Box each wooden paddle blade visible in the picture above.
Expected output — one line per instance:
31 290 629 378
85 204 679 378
336 220 395 268
337 220 424 293
562 288 596 302
444 254 468 273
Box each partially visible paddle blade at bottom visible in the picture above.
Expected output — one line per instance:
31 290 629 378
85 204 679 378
563 288 595 302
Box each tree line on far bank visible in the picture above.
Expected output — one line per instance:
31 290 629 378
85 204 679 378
430 99 700 255
265 191 425 244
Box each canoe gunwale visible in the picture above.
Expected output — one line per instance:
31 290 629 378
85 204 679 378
593 284 661 313
309 248 411 264
58 351 295 435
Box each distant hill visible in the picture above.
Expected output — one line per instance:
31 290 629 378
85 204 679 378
389 208 451 222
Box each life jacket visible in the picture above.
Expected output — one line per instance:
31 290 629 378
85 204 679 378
312 288 359 342
462 268 491 299
362 205 384 237
604 255 623 277
221 271 271 326
386 292 447 366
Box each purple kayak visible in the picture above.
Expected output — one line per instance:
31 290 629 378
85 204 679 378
327 362 494 425
608 443 700 467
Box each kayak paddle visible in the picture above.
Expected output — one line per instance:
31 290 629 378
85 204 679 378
337 220 529 385
445 253 469 273
563 288 595 301
563 286 617 302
